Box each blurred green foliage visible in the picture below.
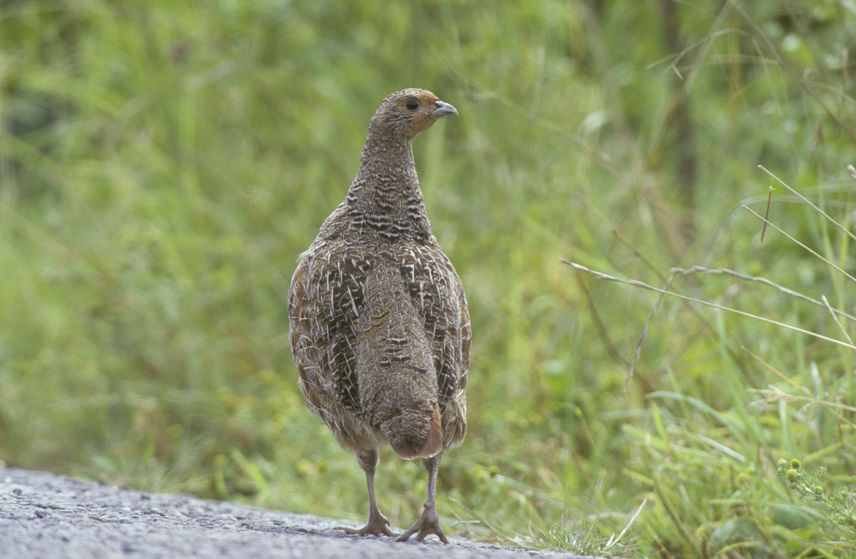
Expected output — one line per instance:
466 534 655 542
1 0 854 556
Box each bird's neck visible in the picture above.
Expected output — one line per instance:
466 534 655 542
345 134 432 240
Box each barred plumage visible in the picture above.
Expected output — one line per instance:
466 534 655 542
288 89 468 543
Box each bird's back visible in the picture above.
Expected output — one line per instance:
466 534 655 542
289 230 469 456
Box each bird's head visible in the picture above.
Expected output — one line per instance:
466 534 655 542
368 88 458 141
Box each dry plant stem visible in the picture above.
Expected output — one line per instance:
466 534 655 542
610 231 741 384
757 165 856 243
821 295 855 346
628 273 674 388
609 230 672 386
574 272 630 368
569 238 856 389
698 195 850 267
733 2 856 143
742 345 815 394
603 499 647 551
760 185 773 243
671 266 856 323
749 386 856 429
564 261 856 351
742 205 856 284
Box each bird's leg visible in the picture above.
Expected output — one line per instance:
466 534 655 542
337 450 395 537
397 453 449 544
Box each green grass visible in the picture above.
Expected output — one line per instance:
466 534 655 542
1 1 855 557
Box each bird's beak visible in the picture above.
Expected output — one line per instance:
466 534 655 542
431 100 458 117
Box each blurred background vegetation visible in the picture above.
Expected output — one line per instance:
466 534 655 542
1 1 854 556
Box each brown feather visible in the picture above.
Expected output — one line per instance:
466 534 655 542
417 406 444 459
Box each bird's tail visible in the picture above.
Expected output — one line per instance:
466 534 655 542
384 405 443 459
355 267 443 459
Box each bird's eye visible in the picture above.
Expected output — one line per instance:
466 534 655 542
405 98 419 111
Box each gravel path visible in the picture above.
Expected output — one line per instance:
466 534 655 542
0 467 598 559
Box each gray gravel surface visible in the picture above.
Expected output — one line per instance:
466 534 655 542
0 467 598 559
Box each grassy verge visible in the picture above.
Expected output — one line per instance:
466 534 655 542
564 168 854 556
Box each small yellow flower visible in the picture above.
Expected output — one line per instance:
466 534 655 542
473 464 489 482
296 459 316 478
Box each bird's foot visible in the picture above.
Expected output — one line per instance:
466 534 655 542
336 511 395 537
396 504 449 544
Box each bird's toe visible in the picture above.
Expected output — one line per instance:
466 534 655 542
396 505 448 544
336 514 395 537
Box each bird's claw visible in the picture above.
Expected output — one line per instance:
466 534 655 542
396 505 449 544
335 514 395 537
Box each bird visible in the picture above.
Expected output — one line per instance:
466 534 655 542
288 89 469 544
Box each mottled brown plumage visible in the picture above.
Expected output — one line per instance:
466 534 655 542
288 89 469 543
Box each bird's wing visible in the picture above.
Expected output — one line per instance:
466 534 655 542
399 243 470 410
457 274 471 388
288 242 371 415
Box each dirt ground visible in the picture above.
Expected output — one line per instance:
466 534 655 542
0 467 597 559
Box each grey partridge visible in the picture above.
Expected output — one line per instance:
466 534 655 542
288 89 469 543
